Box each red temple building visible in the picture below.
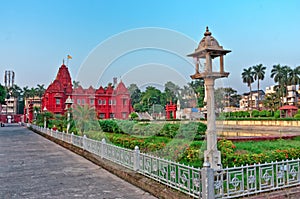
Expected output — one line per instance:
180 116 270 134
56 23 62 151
41 63 132 119
165 100 177 119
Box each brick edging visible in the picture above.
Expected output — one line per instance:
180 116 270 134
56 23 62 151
30 128 191 199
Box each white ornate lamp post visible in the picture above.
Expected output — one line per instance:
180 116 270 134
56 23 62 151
65 96 73 133
34 110 37 123
43 106 47 128
188 27 231 169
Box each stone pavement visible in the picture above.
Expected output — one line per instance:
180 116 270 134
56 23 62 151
0 124 157 199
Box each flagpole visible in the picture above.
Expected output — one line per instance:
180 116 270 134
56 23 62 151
67 55 69 66
66 54 72 66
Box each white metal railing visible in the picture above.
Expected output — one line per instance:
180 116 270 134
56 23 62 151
29 124 300 199
214 159 300 198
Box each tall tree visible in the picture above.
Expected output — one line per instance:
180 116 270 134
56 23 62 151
263 93 281 113
288 67 300 86
36 84 45 101
23 86 30 100
214 87 239 110
141 86 162 112
29 87 37 100
242 67 254 110
271 65 292 103
0 84 6 105
253 64 266 108
188 79 205 108
271 64 284 104
164 81 180 102
72 80 80 89
127 83 141 106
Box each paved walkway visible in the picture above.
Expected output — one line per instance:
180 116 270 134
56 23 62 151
0 124 157 199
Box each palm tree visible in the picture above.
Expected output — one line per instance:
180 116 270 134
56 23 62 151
253 64 266 109
72 104 97 135
288 67 300 86
271 64 284 105
242 67 254 110
72 81 80 89
23 86 30 99
36 84 45 104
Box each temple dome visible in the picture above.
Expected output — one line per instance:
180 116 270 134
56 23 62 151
197 27 222 51
188 27 231 58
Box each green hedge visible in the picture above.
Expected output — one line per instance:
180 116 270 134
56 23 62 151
219 109 300 120
98 120 207 140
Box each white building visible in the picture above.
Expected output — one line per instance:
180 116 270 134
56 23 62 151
1 97 17 115
239 90 265 110
283 85 298 105
265 85 277 95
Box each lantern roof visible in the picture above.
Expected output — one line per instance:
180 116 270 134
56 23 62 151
187 27 231 58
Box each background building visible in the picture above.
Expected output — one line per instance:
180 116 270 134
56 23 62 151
42 63 132 119
239 90 265 110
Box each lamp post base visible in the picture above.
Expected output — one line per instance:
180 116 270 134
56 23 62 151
204 150 221 170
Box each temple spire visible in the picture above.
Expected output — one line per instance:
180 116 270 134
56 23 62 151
204 26 211 36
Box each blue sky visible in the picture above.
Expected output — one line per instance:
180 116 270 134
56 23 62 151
1 0 300 93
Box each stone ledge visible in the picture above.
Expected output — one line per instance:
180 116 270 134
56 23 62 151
31 128 191 199
243 186 300 199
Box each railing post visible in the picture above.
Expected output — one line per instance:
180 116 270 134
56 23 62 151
71 132 74 144
134 146 140 171
101 138 106 159
83 135 87 150
50 129 53 137
201 162 215 199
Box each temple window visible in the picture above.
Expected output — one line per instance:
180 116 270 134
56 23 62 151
56 98 60 105
90 99 94 104
99 113 105 119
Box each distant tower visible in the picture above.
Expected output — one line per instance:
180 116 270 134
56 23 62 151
113 77 118 87
4 70 15 88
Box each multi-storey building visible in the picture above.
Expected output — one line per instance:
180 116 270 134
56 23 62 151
41 63 132 119
283 85 298 106
1 97 17 115
239 90 265 110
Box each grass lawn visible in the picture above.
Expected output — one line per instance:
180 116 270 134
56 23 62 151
233 136 300 154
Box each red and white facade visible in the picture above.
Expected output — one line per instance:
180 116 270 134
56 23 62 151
42 63 132 119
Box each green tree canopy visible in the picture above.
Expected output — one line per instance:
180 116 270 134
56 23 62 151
127 83 141 106
0 84 6 104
